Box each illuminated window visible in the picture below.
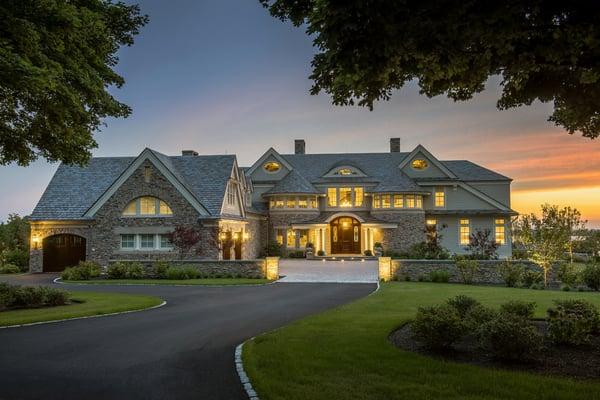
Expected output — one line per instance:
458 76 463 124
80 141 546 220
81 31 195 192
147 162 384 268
298 196 307 208
333 226 338 242
353 226 359 242
275 197 284 208
286 230 296 247
339 187 352 207
226 182 237 205
394 195 403 208
299 230 308 248
310 197 318 208
354 187 364 206
426 219 437 226
276 229 284 245
460 219 470 245
336 168 355 176
435 189 445 207
411 159 429 170
263 162 281 173
286 196 296 208
416 195 423 209
495 218 506 245
381 194 391 208
123 197 172 216
373 194 381 208
405 194 415 208
327 188 337 206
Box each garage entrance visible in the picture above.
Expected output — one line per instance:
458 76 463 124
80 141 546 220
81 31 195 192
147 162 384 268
42 234 86 272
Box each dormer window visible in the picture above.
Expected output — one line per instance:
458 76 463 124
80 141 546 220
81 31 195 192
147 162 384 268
411 159 429 170
263 162 281 173
123 196 173 217
335 168 356 176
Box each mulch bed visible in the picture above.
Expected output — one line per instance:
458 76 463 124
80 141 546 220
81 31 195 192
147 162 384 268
390 321 600 379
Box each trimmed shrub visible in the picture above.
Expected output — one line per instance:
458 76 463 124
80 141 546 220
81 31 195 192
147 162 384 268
364 249 373 256
498 261 523 287
521 269 543 288
39 286 69 306
0 283 68 310
288 250 305 258
412 304 466 349
479 313 542 360
1 247 29 269
61 261 101 281
456 260 478 284
165 265 200 280
153 262 170 279
0 282 17 310
446 295 480 318
107 262 127 279
500 300 536 319
428 270 450 283
530 282 544 290
547 299 600 345
0 263 21 274
464 304 496 328
557 263 581 286
582 263 600 291
107 262 144 279
317 250 325 256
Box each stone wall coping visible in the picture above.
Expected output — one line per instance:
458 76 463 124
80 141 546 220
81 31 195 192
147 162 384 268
109 259 266 264
391 259 534 263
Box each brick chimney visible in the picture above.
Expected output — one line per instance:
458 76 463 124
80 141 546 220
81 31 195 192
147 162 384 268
181 150 198 156
294 139 305 155
390 138 401 153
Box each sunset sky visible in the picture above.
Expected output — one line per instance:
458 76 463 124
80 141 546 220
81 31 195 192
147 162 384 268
0 0 599 227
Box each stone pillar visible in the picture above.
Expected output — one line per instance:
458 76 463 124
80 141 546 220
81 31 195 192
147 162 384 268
378 257 392 282
265 257 279 280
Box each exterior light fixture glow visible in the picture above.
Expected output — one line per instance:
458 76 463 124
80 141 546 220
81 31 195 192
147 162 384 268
31 235 41 250
233 233 240 240
243 232 250 241
220 233 227 240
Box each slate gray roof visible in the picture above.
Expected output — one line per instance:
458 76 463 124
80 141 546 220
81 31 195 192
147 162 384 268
441 160 511 181
30 150 236 220
264 170 320 195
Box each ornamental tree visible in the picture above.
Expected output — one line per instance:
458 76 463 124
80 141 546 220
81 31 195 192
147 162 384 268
167 226 203 259
514 204 580 286
466 229 500 260
260 0 600 138
0 0 148 166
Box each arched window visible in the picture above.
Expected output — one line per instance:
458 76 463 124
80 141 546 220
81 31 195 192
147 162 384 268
123 196 173 216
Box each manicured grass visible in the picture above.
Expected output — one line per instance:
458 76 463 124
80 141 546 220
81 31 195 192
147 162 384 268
244 282 600 400
62 278 271 286
0 291 163 327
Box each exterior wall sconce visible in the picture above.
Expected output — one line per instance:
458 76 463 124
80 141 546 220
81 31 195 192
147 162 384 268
243 232 250 241
219 232 227 241
233 233 240 241
31 235 41 250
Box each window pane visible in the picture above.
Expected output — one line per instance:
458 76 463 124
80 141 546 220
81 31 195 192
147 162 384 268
287 197 296 208
275 197 284 208
140 197 156 215
495 218 505 224
394 195 403 208
123 201 137 215
353 226 359 242
159 200 172 215
339 188 352 207
426 219 437 226
381 194 391 208
298 196 307 208
299 230 308 248
140 234 155 249
121 234 135 249
460 219 470 245
435 190 445 207
405 195 415 208
160 234 173 249
354 187 364 206
276 229 284 245
286 230 296 247
373 194 380 208
416 195 423 208
495 226 505 245
310 197 317 208
327 188 337 206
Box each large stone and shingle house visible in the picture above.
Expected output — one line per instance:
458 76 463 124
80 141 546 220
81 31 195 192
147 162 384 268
28 139 516 272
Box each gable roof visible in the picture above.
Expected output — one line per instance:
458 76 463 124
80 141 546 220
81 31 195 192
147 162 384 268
30 149 236 220
264 170 320 195
441 160 511 181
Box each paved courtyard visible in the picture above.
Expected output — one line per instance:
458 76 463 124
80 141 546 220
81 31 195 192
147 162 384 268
278 259 379 283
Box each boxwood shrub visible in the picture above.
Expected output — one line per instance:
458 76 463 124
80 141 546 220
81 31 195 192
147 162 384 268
0 282 69 311
478 313 542 360
107 261 144 279
61 261 101 281
412 304 466 349
547 299 600 345
500 300 536 319
428 270 450 283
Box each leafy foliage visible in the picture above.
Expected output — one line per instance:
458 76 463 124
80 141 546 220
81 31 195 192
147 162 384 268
0 282 68 311
466 229 499 260
407 225 449 260
107 261 143 279
412 304 466 350
514 205 582 286
0 214 29 269
455 259 478 284
521 269 544 288
260 1 600 138
0 263 20 274
478 313 542 361
500 300 536 319
61 261 101 281
428 270 450 283
446 295 480 318
167 226 203 258
582 263 600 291
0 0 148 165
547 299 600 345
164 265 200 280
498 261 524 287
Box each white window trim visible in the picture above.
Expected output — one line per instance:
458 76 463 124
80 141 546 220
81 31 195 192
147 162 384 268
434 187 446 209
459 219 470 246
495 218 506 246
119 234 173 251
326 187 366 209
123 197 173 218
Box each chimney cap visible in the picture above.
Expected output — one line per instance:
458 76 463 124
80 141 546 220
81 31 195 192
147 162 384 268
182 150 198 156
390 138 401 153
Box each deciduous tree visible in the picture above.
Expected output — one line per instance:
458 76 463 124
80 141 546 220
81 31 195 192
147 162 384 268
260 1 600 138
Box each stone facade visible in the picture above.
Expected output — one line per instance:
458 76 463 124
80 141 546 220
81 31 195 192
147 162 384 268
29 222 93 273
242 213 268 259
371 211 426 252
390 259 558 286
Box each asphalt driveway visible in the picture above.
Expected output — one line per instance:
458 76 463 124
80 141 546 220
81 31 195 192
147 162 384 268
0 274 374 400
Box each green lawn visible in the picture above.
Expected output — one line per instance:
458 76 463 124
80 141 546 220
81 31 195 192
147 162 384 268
0 291 163 327
244 282 600 400
61 278 271 286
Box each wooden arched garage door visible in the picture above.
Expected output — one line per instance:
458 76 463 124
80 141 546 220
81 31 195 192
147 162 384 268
42 234 86 272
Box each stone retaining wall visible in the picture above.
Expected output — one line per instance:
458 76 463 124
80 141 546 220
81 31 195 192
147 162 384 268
108 259 268 279
388 259 557 286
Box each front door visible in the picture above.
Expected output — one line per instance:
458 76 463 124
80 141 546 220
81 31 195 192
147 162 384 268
330 217 361 254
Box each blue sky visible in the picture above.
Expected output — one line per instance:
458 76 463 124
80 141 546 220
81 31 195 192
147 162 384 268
1 0 599 226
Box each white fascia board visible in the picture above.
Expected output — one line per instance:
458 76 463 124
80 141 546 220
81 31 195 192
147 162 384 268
398 144 457 179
